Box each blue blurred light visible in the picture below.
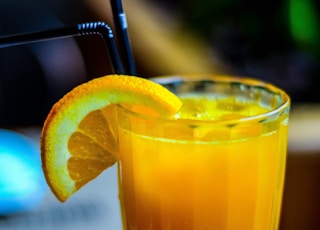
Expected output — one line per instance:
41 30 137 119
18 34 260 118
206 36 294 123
0 129 47 215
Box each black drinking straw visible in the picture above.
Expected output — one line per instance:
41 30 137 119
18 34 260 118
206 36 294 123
110 0 136 75
0 22 124 74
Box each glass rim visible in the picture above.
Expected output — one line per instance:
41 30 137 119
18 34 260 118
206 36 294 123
118 74 290 126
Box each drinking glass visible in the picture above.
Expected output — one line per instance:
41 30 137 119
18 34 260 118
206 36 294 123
116 75 290 230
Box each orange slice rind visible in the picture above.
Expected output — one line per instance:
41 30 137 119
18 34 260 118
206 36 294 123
41 75 182 201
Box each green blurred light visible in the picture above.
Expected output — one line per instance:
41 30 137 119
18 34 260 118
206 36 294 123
289 0 318 49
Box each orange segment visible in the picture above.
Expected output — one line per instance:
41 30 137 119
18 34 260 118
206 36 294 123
41 75 182 202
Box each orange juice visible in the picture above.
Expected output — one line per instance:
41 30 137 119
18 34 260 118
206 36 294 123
117 76 290 230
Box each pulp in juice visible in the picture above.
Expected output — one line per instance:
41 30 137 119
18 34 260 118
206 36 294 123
118 96 288 230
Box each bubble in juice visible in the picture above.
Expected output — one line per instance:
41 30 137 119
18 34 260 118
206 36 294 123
171 96 269 141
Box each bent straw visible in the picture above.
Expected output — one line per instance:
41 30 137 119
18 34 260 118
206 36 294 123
110 0 136 75
0 21 124 74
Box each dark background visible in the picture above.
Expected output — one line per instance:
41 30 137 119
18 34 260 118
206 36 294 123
158 0 320 102
0 0 319 125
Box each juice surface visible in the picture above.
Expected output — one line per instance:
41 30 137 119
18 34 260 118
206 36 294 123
118 96 289 230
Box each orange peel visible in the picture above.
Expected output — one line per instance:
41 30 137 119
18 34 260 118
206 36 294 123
41 75 182 201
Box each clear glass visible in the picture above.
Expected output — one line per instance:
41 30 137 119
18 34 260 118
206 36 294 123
116 75 290 230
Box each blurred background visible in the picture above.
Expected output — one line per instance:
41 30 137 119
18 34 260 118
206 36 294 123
0 0 320 229
1 0 320 127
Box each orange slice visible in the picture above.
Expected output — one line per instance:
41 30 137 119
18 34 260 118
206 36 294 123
41 75 182 202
